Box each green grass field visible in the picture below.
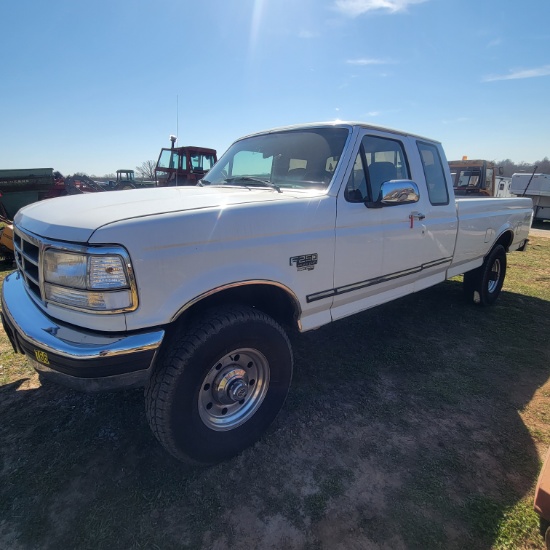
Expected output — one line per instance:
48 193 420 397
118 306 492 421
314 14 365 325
1 234 550 549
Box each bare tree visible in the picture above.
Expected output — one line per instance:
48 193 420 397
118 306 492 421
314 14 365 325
136 160 156 181
538 157 550 174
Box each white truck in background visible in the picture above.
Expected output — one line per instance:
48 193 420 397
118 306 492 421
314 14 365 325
511 172 550 221
1 122 533 464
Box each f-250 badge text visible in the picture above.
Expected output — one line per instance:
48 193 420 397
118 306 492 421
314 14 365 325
290 254 318 271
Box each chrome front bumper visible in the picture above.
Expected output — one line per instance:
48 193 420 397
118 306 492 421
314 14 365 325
1 271 165 391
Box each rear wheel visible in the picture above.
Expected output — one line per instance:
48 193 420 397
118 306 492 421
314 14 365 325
463 244 507 306
145 305 293 464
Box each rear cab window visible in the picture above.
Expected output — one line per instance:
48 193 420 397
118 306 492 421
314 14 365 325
417 141 449 205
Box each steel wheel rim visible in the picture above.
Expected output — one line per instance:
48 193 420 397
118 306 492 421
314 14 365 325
488 259 501 293
198 348 270 431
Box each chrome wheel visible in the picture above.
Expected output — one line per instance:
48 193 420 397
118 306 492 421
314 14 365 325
146 306 293 463
198 348 270 431
488 258 501 293
464 244 507 307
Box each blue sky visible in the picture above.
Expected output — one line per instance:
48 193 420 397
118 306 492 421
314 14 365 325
1 0 549 176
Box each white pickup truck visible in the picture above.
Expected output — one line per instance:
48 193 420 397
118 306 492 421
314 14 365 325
1 122 532 463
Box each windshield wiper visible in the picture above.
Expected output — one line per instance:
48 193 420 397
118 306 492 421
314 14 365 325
223 176 282 193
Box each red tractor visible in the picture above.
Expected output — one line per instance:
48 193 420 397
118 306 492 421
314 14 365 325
155 136 217 186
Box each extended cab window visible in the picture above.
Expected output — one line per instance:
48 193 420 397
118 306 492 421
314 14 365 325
417 142 449 205
345 135 409 202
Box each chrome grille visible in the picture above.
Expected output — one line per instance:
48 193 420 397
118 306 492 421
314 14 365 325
14 227 42 301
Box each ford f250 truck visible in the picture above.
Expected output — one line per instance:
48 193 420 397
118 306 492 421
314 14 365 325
1 122 533 464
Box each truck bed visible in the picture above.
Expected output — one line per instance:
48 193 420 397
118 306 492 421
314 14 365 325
449 196 532 275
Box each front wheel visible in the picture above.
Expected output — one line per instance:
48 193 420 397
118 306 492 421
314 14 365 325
145 306 293 464
463 244 507 306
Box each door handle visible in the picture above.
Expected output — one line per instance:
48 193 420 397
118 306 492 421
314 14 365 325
409 211 426 229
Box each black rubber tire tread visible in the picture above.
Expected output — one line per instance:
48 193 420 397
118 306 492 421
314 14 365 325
463 267 479 302
144 305 293 464
463 244 507 306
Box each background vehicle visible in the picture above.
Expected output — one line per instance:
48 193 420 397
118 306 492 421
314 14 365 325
65 174 112 194
511 172 550 221
2 122 532 465
449 159 513 197
0 194 14 258
112 169 155 189
0 168 66 219
155 136 217 186
0 168 66 257
111 170 137 190
66 172 140 194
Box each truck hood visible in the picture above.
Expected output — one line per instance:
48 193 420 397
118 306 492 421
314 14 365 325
15 186 312 242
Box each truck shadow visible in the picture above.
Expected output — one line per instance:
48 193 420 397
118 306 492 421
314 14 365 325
1 280 548 549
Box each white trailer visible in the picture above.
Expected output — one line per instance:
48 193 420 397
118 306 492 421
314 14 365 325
511 173 550 221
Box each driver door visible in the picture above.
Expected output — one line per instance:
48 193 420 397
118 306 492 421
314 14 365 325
331 131 426 321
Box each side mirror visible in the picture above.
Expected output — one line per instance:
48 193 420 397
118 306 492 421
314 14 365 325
372 180 420 206
498 166 504 176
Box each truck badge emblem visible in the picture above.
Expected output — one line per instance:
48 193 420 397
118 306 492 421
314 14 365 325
290 254 318 271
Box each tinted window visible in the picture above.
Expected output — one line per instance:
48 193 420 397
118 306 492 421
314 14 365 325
417 142 449 205
345 135 409 202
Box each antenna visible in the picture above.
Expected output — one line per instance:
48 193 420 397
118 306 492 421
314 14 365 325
175 95 180 186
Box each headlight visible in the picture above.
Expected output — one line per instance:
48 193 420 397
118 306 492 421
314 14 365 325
43 248 136 313
43 250 87 288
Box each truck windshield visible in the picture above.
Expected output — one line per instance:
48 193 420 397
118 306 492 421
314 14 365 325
202 128 349 190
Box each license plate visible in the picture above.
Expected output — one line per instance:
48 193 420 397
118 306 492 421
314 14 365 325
34 349 50 366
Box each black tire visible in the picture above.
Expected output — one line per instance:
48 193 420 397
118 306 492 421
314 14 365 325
145 306 293 464
463 244 507 306
545 522 550 550
541 517 550 539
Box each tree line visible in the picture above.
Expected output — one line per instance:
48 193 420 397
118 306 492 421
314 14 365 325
494 157 550 178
